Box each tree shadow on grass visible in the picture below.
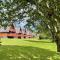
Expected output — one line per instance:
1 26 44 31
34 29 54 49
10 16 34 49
25 40 52 43
0 45 60 60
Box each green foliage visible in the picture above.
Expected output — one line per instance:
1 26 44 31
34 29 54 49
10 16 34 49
0 0 60 41
0 0 28 27
39 32 51 39
24 0 60 41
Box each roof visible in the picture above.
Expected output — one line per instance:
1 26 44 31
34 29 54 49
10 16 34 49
0 27 32 35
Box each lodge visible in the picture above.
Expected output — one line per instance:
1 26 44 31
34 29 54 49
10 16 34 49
0 24 32 38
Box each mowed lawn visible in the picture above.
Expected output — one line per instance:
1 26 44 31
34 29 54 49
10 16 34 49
0 38 60 60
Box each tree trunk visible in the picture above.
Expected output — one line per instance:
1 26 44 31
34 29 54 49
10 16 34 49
50 30 56 42
55 35 60 52
0 38 2 45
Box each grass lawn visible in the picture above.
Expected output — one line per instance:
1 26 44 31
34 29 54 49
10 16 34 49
0 38 60 60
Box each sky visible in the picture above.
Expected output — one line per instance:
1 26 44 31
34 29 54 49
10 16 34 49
0 22 28 34
14 20 27 28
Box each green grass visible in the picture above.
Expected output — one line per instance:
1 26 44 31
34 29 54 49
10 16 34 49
0 38 60 60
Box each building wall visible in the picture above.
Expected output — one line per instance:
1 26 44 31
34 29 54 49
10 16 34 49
0 27 32 38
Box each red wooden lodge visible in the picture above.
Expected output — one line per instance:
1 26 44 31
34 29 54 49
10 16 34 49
0 24 32 38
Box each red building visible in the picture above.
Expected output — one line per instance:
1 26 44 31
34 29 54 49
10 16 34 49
0 24 32 38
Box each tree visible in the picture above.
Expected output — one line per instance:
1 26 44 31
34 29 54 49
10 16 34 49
0 0 60 52
0 0 28 26
25 0 60 52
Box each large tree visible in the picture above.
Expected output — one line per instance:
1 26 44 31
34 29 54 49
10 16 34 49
25 0 60 52
0 0 60 52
